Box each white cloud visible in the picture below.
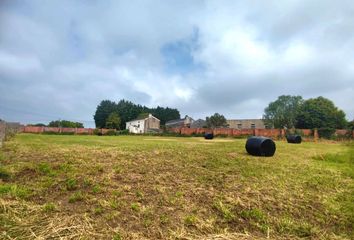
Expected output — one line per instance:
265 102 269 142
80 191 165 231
0 0 353 126
0 51 42 74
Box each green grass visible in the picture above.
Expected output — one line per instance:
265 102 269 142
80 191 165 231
0 133 353 239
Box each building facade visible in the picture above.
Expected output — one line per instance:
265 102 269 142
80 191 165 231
226 119 267 129
126 114 160 133
190 119 207 128
165 115 194 128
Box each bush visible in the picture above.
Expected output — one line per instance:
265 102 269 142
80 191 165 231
93 129 102 136
59 132 75 135
105 130 116 136
191 133 204 137
294 129 304 136
317 128 335 139
116 129 130 135
42 131 75 135
42 131 60 135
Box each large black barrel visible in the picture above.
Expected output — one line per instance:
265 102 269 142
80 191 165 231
286 135 302 143
204 133 214 139
245 137 276 157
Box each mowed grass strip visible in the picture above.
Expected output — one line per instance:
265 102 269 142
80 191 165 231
0 134 352 239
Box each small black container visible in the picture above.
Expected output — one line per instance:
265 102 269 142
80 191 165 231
245 136 276 157
204 133 214 140
286 135 302 144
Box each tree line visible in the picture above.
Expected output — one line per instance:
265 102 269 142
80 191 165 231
202 95 352 130
28 120 84 128
263 95 349 129
93 99 180 129
27 95 352 131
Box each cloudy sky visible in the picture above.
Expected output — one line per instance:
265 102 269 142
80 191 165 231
1 0 353 127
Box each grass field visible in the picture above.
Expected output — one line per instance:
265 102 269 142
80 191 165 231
0 134 353 239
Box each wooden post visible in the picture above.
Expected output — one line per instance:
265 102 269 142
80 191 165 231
280 129 286 140
314 129 319 142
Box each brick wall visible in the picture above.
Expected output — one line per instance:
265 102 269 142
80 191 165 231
168 127 353 139
19 126 354 139
23 126 100 134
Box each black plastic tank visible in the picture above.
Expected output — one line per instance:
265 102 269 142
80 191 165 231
204 133 214 139
245 136 276 157
286 135 302 144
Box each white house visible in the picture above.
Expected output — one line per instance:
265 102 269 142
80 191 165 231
126 114 160 133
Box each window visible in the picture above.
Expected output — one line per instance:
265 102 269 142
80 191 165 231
251 123 256 129
237 124 242 129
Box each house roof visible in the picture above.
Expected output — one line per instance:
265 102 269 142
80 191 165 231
226 119 264 122
165 119 184 125
190 119 206 128
126 114 160 123
166 116 194 126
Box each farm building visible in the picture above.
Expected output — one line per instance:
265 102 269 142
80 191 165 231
226 119 268 129
190 119 207 128
126 114 160 133
165 115 194 128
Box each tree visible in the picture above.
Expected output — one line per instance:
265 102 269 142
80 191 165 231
105 112 121 129
93 99 180 129
28 123 47 127
206 113 228 128
295 96 347 129
348 120 354 130
151 106 180 125
94 100 118 128
48 120 84 128
116 100 142 129
263 95 303 128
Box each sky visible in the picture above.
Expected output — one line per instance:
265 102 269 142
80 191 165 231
0 0 353 127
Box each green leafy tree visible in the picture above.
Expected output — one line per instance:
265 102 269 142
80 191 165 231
28 123 47 127
263 95 303 128
48 120 84 128
105 112 121 129
206 113 228 128
151 106 180 125
295 96 347 129
116 100 142 129
94 99 180 129
94 100 118 128
348 120 354 130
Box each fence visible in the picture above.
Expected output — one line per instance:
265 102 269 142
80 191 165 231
22 126 112 135
168 127 354 140
18 125 354 139
0 121 23 147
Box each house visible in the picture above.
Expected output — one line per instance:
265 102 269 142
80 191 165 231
190 119 207 128
165 115 194 128
226 119 268 129
126 114 160 133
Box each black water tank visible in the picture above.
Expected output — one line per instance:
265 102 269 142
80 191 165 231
245 136 276 157
204 133 214 139
286 135 302 144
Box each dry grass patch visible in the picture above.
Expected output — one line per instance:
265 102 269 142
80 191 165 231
0 134 352 239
